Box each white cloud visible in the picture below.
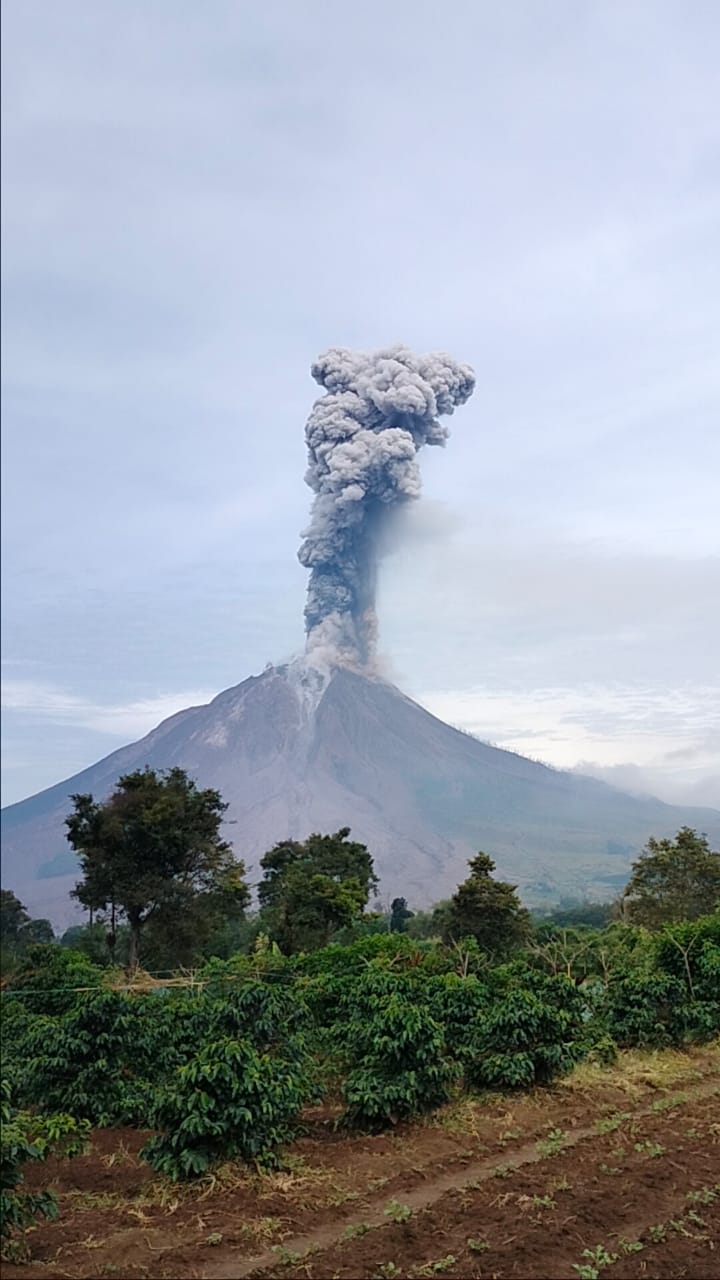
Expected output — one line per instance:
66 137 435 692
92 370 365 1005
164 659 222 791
415 682 720 808
1 680 216 739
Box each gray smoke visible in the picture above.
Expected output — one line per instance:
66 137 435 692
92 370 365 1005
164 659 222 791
299 345 475 667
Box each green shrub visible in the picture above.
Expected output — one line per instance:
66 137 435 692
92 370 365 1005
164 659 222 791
17 990 158 1125
142 1036 312 1178
1 1080 89 1259
3 945 103 1016
337 973 457 1129
465 973 586 1089
604 972 691 1048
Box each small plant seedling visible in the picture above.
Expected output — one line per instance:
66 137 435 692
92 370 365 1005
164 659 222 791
594 1112 629 1134
531 1194 556 1209
536 1128 566 1157
686 1209 707 1227
422 1257 457 1275
272 1245 304 1265
491 1163 512 1179
687 1186 718 1205
573 1244 618 1277
553 1175 572 1192
384 1199 413 1224
651 1091 688 1112
648 1224 667 1243
343 1221 371 1239
610 1146 626 1159
619 1239 643 1254
599 1164 621 1177
500 1125 523 1143
633 1140 665 1157
206 1232 223 1246
467 1237 489 1253
685 1127 700 1138
374 1265 402 1279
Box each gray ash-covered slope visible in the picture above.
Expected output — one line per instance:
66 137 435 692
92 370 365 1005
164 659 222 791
3 663 719 925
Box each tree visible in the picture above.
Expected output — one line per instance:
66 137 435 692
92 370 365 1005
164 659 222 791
389 897 414 933
445 852 530 957
623 827 720 929
66 768 249 970
0 892 54 958
258 829 378 953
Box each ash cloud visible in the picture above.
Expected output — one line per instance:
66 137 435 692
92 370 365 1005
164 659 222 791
299 345 475 668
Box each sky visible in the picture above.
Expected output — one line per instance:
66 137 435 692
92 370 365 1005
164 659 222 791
2 0 719 810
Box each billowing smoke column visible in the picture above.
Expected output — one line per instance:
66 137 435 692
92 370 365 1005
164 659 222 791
299 345 475 668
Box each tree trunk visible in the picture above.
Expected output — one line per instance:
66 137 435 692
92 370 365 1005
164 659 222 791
128 921 140 973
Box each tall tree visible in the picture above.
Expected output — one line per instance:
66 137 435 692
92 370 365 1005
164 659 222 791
389 897 414 933
623 827 720 929
66 767 249 969
445 852 530 957
0 890 54 953
259 828 378 953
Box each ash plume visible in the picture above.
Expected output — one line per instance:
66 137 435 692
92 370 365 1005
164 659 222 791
298 345 475 668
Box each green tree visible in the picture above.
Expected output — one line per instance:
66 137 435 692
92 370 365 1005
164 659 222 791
66 767 249 970
623 827 720 929
389 897 414 933
0 892 54 956
445 852 530 957
259 829 378 953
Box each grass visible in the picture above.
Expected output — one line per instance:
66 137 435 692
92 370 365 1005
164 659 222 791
562 1042 718 1098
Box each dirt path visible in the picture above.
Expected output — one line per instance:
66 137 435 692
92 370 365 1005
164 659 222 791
206 1079 720 1279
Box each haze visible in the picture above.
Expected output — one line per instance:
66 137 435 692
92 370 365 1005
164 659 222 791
2 0 719 809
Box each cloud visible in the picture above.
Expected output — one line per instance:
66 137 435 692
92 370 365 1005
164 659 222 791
415 681 720 808
1 680 216 739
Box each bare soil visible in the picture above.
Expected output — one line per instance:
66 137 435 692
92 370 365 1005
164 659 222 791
6 1044 719 1280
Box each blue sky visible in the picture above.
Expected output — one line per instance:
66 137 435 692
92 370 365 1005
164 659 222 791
2 0 719 809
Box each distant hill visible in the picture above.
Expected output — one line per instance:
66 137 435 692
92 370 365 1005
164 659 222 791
3 663 719 926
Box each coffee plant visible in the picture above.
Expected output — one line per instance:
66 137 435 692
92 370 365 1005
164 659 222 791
1 1080 89 1259
142 1035 313 1177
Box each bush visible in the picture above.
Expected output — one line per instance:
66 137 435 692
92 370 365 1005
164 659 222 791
17 990 159 1125
0 1080 89 1259
465 973 586 1089
337 972 457 1130
4 945 103 1016
142 1036 312 1178
604 972 691 1048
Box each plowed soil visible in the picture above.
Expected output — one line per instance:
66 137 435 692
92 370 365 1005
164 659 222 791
6 1044 719 1280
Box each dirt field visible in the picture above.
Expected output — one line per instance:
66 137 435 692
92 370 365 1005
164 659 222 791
7 1043 719 1280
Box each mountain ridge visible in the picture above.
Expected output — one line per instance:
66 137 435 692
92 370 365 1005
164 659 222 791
3 664 719 926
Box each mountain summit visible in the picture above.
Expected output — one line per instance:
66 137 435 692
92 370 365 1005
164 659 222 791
3 663 719 925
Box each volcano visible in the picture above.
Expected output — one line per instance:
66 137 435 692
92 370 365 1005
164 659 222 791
3 663 719 926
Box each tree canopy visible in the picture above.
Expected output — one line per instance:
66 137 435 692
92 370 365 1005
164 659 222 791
444 851 530 956
258 828 378 953
623 827 720 929
66 767 249 968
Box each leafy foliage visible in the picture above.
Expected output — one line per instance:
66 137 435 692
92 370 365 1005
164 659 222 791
336 971 457 1129
465 970 586 1089
142 1037 311 1177
259 828 378 953
444 853 531 957
1 1080 89 1258
67 766 249 968
623 827 720 928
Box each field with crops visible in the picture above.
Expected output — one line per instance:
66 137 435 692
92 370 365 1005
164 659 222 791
2 912 719 1278
5 1044 719 1279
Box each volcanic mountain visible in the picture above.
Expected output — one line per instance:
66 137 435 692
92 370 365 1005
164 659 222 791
3 663 719 926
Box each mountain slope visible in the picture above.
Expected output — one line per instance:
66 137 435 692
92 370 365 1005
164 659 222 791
3 664 719 925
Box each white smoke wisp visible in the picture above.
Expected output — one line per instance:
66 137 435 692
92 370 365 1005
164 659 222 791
299 345 475 670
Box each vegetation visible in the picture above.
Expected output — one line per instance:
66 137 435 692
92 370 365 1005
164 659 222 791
0 1080 89 1259
443 852 531 956
258 828 378 953
66 767 249 968
3 793 719 1264
622 827 720 928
